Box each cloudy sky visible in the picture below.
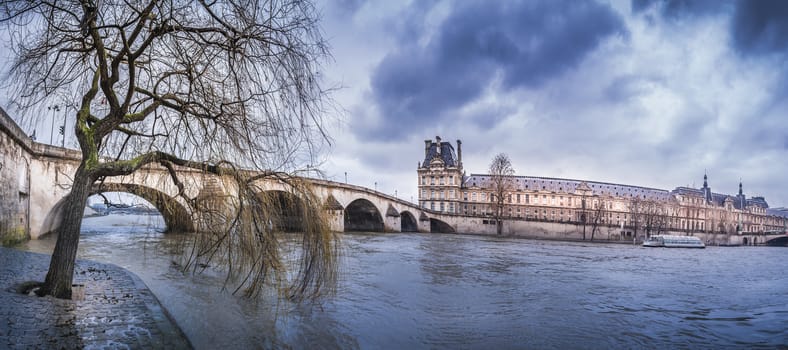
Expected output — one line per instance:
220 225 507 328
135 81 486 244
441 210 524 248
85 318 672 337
312 0 788 207
2 0 787 208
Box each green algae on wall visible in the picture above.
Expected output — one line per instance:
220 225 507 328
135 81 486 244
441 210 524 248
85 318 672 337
1 225 28 247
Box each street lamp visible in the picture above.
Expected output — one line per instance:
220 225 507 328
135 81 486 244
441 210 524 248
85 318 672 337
47 104 60 145
60 106 67 148
374 182 377 191
344 172 347 184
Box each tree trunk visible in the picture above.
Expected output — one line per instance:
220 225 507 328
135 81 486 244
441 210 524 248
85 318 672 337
39 165 93 299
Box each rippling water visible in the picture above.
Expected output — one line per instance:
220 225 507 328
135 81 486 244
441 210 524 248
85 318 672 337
19 214 788 349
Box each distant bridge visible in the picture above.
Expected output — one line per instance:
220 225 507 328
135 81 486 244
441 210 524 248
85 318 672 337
0 110 456 239
746 234 788 247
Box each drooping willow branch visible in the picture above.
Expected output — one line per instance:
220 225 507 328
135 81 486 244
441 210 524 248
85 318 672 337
91 149 337 301
1 0 337 302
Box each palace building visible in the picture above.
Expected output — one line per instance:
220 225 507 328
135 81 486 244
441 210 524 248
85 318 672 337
417 136 787 238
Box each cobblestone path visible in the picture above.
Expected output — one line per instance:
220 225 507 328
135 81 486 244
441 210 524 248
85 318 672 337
0 247 191 349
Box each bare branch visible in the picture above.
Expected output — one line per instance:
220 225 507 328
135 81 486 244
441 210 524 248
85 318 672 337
489 153 515 235
2 0 338 302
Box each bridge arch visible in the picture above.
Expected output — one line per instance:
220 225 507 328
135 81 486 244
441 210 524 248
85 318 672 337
344 198 384 232
766 236 788 246
400 211 418 232
39 183 194 236
94 183 194 233
430 218 455 233
256 190 316 232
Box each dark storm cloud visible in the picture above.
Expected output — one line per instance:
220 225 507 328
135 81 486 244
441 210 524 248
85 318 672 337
631 0 730 18
362 0 625 140
632 0 788 56
731 0 788 55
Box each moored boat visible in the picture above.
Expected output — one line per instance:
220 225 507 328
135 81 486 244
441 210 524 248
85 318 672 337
643 235 705 248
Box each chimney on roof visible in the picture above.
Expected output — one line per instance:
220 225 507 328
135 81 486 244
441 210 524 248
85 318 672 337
457 139 462 167
424 139 431 157
436 136 441 155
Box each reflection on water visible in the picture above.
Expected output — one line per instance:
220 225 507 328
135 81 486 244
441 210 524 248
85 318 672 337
19 215 788 349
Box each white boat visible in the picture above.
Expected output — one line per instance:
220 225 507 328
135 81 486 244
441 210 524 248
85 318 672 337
643 235 705 248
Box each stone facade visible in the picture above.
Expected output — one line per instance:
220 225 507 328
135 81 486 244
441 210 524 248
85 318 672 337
418 136 788 240
0 108 32 245
417 137 464 214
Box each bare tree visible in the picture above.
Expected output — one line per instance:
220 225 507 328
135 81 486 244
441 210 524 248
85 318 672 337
488 153 515 235
589 197 609 241
580 193 588 240
641 199 667 237
628 196 644 240
1 0 337 300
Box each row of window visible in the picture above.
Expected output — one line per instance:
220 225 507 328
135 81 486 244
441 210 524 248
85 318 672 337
460 192 605 209
420 175 456 186
421 189 456 200
421 201 456 213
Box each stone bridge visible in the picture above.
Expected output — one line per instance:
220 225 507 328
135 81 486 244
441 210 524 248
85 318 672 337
740 233 788 247
0 109 456 240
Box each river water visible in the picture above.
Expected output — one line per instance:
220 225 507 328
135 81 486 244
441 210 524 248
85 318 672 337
19 214 788 349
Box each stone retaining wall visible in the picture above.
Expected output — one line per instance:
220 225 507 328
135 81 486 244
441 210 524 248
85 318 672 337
0 108 31 246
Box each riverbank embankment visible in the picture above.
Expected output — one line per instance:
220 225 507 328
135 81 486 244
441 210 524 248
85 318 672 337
0 247 191 349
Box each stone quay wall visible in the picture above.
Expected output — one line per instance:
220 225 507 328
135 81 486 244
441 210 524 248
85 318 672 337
451 215 751 245
0 108 32 246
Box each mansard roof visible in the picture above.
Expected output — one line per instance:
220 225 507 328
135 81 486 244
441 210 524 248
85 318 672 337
748 196 769 209
422 142 458 168
459 173 772 210
672 188 736 207
672 187 768 209
672 187 704 196
464 174 672 201
712 193 733 206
